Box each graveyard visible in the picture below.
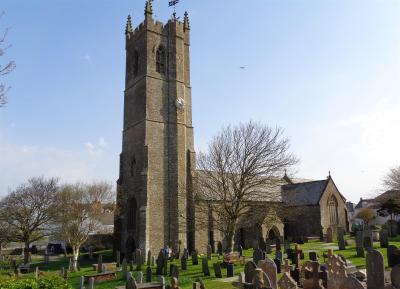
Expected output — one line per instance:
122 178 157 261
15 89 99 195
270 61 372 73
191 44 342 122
0 234 399 288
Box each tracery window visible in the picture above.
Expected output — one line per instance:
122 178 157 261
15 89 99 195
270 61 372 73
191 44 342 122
328 195 339 225
156 46 166 74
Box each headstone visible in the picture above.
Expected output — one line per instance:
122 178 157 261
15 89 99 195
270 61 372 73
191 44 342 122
238 272 245 284
116 251 121 267
391 265 400 288
258 257 277 289
274 258 281 274
146 266 152 283
278 272 298 289
388 245 400 267
183 248 189 259
326 227 333 243
283 259 293 274
135 249 143 270
202 257 210 276
147 250 151 266
337 227 346 250
170 264 179 279
217 242 223 255
366 249 385 289
170 277 179 289
181 254 187 270
88 277 94 289
356 231 365 257
206 245 212 260
252 268 272 289
97 255 103 273
101 264 107 273
340 276 364 289
34 267 39 280
122 258 128 280
192 250 198 265
253 248 264 265
126 272 137 289
213 262 222 278
137 271 143 283
226 263 234 277
79 276 85 289
309 251 318 262
380 229 389 248
275 250 283 263
159 276 166 289
156 250 165 275
244 261 257 283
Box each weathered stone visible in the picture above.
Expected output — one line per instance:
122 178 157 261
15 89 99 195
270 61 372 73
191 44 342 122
146 266 152 283
213 262 222 278
97 255 103 273
388 245 400 267
122 258 128 280
337 227 346 250
274 258 281 274
137 271 143 283
309 251 318 262
192 250 198 265
206 245 212 260
201 257 210 276
252 268 272 289
278 272 297 289
366 249 385 289
244 261 257 283
226 263 234 277
170 264 179 279
380 229 389 248
258 257 277 289
181 254 187 270
356 231 365 258
391 265 400 288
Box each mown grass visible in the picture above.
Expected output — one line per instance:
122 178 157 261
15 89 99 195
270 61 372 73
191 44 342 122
1 236 399 289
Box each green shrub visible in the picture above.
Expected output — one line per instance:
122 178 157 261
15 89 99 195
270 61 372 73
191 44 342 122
0 276 72 289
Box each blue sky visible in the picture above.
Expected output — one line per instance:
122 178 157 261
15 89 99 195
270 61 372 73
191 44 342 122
1 0 399 203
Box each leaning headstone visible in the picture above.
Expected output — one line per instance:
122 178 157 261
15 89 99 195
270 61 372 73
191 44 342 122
391 265 400 288
202 257 210 276
258 257 277 289
356 231 365 257
181 254 187 270
253 248 264 265
244 261 257 283
206 245 212 260
366 249 385 289
97 255 103 273
146 266 152 283
192 250 199 265
337 227 346 250
213 262 222 278
217 242 223 255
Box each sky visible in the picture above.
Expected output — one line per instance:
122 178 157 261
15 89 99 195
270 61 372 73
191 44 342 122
0 0 399 203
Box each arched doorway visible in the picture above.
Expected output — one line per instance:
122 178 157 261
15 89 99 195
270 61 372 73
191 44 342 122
267 226 280 241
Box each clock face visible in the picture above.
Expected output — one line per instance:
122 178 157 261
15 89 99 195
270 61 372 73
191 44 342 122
176 97 185 110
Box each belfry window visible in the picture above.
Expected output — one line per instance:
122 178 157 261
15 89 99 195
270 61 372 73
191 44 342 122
156 46 166 74
328 195 339 225
133 50 139 77
130 156 136 177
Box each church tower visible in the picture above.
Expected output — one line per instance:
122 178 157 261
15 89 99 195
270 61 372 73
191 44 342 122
114 1 196 256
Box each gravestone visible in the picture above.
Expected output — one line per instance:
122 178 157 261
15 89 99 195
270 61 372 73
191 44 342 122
326 227 333 243
302 261 323 289
79 276 85 289
238 245 243 257
213 262 222 278
183 248 189 259
366 249 385 289
206 245 212 260
274 258 281 274
275 250 283 263
286 248 294 261
181 254 187 270
156 250 165 275
116 251 121 267
170 264 179 279
170 277 179 289
35 267 39 280
252 268 272 289
146 266 152 283
226 263 234 277
391 265 400 288
122 258 128 280
337 227 346 250
253 248 264 265
380 229 389 248
126 272 137 289
135 249 143 270
258 257 277 289
259 237 267 252
202 257 210 276
278 272 297 289
217 242 223 255
97 255 103 273
356 231 365 257
388 245 400 267
192 250 199 265
88 277 94 289
244 261 257 283
309 251 318 262
137 271 143 283
147 250 151 266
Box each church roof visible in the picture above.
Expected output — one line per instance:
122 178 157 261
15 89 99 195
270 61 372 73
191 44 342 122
281 179 329 206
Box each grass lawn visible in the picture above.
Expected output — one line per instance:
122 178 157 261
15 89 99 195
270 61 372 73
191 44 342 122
1 236 399 289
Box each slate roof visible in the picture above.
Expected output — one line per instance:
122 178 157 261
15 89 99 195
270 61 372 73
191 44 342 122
281 179 329 206
374 190 400 203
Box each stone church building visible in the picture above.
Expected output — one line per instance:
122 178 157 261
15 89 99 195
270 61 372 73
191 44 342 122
114 2 348 256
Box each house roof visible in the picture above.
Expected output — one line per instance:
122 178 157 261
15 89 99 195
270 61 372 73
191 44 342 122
373 190 400 203
281 179 329 206
354 198 375 209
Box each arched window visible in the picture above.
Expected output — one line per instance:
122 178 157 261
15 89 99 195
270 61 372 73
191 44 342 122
127 197 137 231
328 195 339 225
133 51 139 77
156 46 166 74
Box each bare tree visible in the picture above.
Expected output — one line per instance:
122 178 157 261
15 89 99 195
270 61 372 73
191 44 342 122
53 181 114 271
355 208 376 228
196 121 298 252
383 165 400 191
0 11 16 107
0 177 59 264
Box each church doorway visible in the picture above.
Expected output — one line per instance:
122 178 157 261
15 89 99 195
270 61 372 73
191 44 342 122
267 226 280 241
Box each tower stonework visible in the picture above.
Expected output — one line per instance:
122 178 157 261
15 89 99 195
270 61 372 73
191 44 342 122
114 2 196 256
